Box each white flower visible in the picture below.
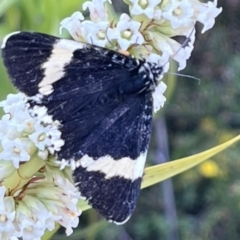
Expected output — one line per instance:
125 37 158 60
153 81 167 113
0 187 16 232
147 52 170 72
116 13 144 50
129 0 162 19
10 236 19 240
16 210 45 240
171 29 195 70
83 0 111 21
150 31 194 70
195 0 222 33
0 115 20 140
162 0 194 29
153 7 162 20
21 196 55 231
26 177 81 236
150 31 174 54
0 94 32 133
81 21 118 47
0 160 16 179
29 126 50 151
0 138 30 168
37 150 49 160
52 174 80 205
145 52 168 112
0 93 26 114
0 187 20 238
60 12 85 41
47 139 65 154
29 120 63 154
0 232 19 240
29 105 52 124
9 110 32 132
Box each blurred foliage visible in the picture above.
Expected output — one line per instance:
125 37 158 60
1 0 240 240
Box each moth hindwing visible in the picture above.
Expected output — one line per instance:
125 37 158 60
1 31 163 223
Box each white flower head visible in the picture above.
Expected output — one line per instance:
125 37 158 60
116 13 144 50
129 0 162 19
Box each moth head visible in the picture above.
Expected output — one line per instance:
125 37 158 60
138 60 164 92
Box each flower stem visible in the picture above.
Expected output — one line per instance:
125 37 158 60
3 156 45 191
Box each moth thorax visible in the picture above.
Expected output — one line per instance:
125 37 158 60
138 61 163 92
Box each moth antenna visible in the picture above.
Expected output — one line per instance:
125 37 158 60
105 26 130 57
167 72 201 85
90 36 94 45
174 26 196 58
135 36 139 45
160 25 196 70
139 53 144 60
105 26 116 49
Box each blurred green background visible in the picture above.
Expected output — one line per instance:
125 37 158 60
0 0 240 239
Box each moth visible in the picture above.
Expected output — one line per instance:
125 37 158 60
1 32 164 224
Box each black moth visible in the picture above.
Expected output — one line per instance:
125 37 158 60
1 32 164 224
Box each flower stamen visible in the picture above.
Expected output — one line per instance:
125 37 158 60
139 0 148 9
173 8 182 16
0 214 7 222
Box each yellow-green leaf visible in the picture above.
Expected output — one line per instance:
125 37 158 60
77 135 240 212
142 134 240 188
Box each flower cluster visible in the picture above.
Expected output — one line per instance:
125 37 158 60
60 0 222 71
0 93 81 239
